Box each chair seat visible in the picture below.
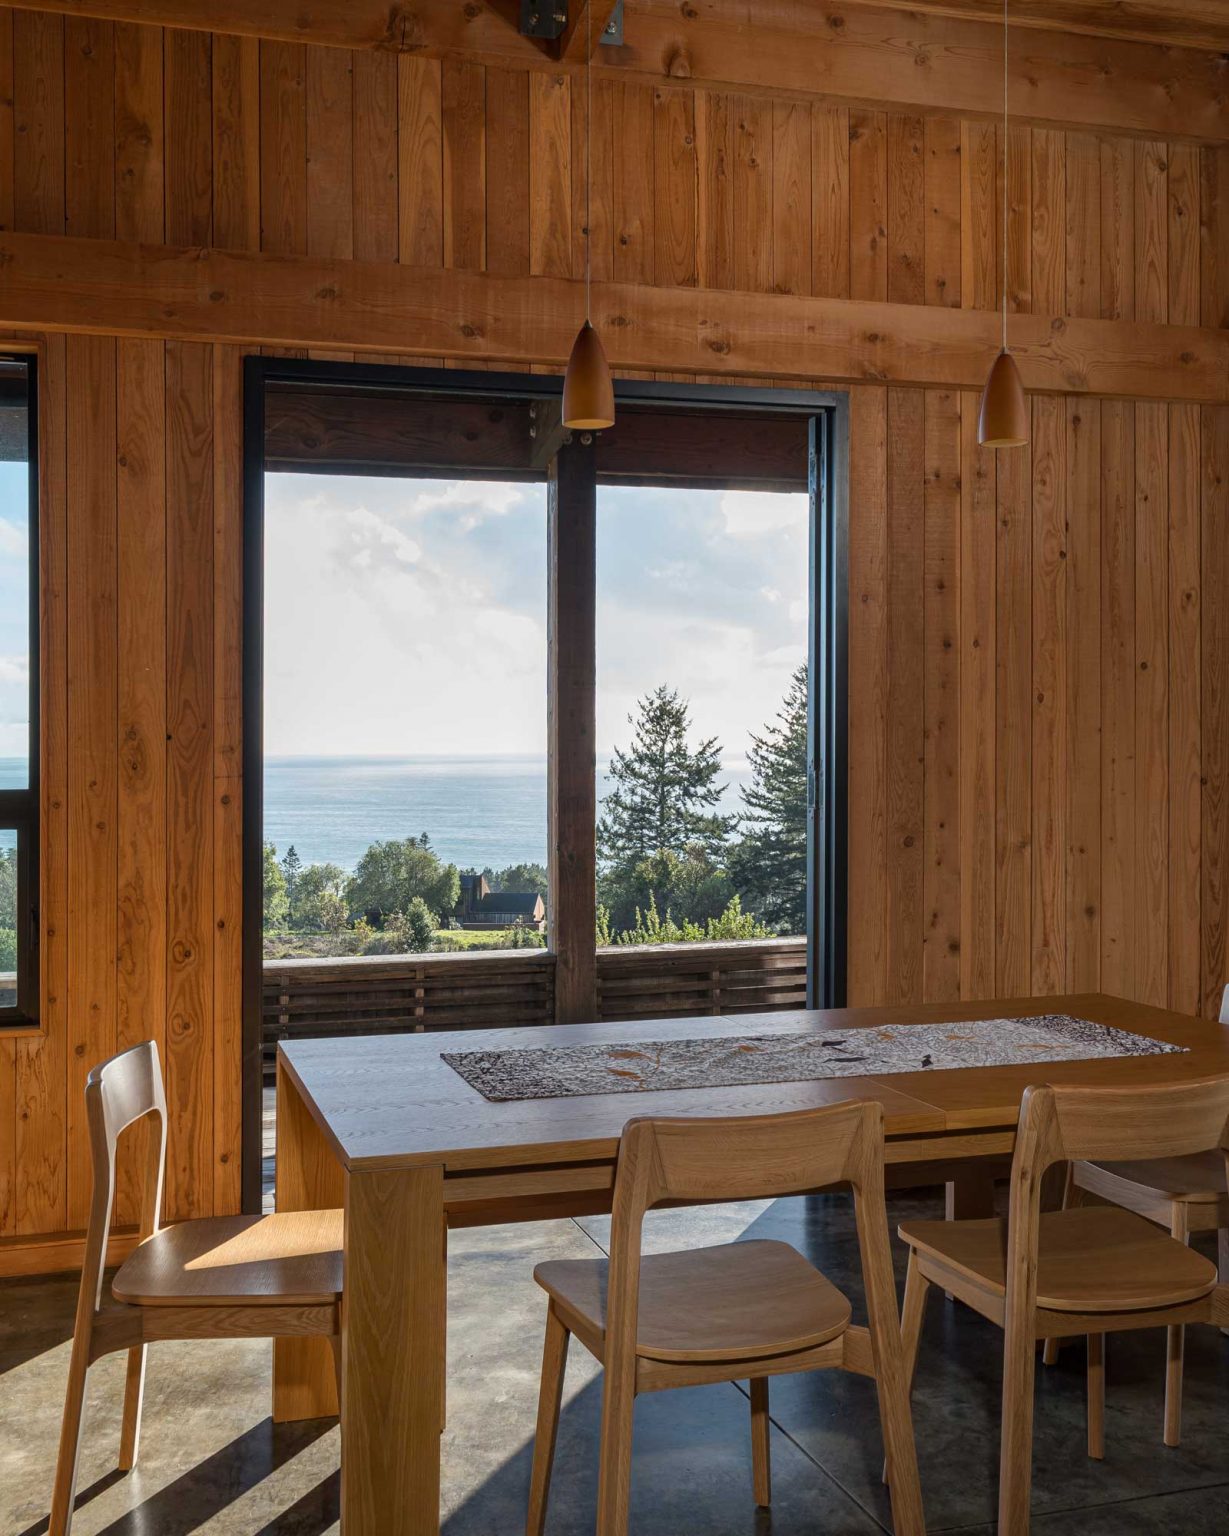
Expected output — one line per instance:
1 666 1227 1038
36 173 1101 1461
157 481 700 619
112 1211 344 1307
534 1238 851 1363
899 1205 1217 1313
1079 1150 1229 1205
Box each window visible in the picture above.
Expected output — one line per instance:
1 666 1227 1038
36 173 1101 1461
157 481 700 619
596 476 810 949
261 462 548 961
0 356 37 1023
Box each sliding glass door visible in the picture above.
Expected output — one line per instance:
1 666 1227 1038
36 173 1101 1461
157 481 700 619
242 362 846 1209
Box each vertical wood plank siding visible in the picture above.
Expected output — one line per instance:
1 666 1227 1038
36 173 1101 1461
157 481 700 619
0 6 1225 1256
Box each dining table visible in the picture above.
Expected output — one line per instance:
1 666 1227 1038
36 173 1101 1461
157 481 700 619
270 990 1229 1535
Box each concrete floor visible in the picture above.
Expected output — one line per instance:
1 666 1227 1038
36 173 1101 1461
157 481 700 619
2 1187 1228 1536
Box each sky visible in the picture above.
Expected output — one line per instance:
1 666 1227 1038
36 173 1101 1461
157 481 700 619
264 471 810 764
0 460 30 776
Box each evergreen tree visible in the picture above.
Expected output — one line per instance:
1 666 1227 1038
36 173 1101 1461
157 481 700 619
598 686 735 872
729 663 809 934
262 842 288 931
402 896 437 952
280 845 302 905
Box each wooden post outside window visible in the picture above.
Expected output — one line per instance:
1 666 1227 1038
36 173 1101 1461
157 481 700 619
548 436 598 1024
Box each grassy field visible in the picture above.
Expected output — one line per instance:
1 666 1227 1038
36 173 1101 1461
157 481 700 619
433 928 543 950
262 927 545 960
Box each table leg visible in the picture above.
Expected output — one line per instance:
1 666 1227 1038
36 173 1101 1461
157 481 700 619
945 1167 996 1221
273 1059 344 1422
343 1164 447 1536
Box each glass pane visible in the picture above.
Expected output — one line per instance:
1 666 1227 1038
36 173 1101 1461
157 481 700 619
263 472 548 959
597 484 810 946
0 839 16 1009
0 363 31 791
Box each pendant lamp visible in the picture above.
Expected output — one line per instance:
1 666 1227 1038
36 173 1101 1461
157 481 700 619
978 0 1027 448
563 2 615 431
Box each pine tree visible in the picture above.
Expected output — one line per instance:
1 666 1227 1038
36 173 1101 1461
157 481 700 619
597 686 735 873
280 845 302 905
729 663 809 934
263 842 288 932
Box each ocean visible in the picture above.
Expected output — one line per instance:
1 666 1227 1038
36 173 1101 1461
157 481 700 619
265 755 751 872
0 757 751 871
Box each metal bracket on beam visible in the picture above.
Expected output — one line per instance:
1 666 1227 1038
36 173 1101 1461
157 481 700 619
529 399 571 470
519 0 567 40
600 2 624 46
521 1 623 47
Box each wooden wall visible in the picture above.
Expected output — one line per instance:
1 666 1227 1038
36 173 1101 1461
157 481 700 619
0 4 1225 1259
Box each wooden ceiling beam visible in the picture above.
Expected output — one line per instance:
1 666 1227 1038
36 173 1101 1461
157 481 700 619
871 0 1229 53
0 231 1225 406
5 1 1226 142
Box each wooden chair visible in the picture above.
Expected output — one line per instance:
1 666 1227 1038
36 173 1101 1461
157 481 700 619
49 1041 344 1536
525 1100 926 1536
894 1077 1229 1536
1042 984 1229 1445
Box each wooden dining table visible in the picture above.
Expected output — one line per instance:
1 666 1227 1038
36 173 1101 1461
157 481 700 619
270 991 1229 1535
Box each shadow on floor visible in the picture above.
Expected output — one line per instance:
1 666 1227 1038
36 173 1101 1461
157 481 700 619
14 1419 338 1536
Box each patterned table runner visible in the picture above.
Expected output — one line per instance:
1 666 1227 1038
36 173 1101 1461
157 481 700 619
442 1014 1185 1103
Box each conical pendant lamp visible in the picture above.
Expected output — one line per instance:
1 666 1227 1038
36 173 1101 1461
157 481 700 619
978 0 1027 448
563 0 614 431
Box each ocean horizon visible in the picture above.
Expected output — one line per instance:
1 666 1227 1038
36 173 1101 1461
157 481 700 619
264 754 752 873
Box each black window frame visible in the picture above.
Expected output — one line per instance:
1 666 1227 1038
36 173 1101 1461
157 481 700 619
241 358 847 1211
0 353 40 1029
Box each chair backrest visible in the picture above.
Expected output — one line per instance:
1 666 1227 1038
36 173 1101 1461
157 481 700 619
620 1098 881 1214
1002 1076 1229 1325
1015 1076 1229 1174
80 1041 168 1313
602 1100 890 1380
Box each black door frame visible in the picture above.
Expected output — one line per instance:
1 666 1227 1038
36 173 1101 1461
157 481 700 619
241 358 849 1212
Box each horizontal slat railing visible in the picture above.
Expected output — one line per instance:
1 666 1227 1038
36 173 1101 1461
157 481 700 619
596 938 808 1021
261 950 555 1074
261 938 808 1073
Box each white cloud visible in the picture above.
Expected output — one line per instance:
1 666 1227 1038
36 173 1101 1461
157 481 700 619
0 517 27 558
262 474 809 762
721 489 809 538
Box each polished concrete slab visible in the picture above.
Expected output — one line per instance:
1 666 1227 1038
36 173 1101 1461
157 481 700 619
2 1186 1227 1535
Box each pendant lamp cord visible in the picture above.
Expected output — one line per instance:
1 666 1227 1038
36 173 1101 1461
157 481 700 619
1001 0 1008 352
585 0 593 325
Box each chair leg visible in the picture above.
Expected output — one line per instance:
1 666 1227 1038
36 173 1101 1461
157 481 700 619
750 1377 771 1508
595 1341 637 1536
526 1304 570 1536
1042 1169 1082 1368
49 1331 93 1536
118 1345 147 1471
1219 1229 1229 1337
883 1248 929 1485
328 1335 343 1417
1164 1324 1185 1449
1086 1334 1104 1461
997 1293 1039 1536
1165 1204 1189 1448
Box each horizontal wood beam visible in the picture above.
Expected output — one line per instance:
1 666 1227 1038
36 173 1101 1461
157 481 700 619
265 387 810 488
1 231 1226 404
6 0 1226 141
873 0 1229 51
